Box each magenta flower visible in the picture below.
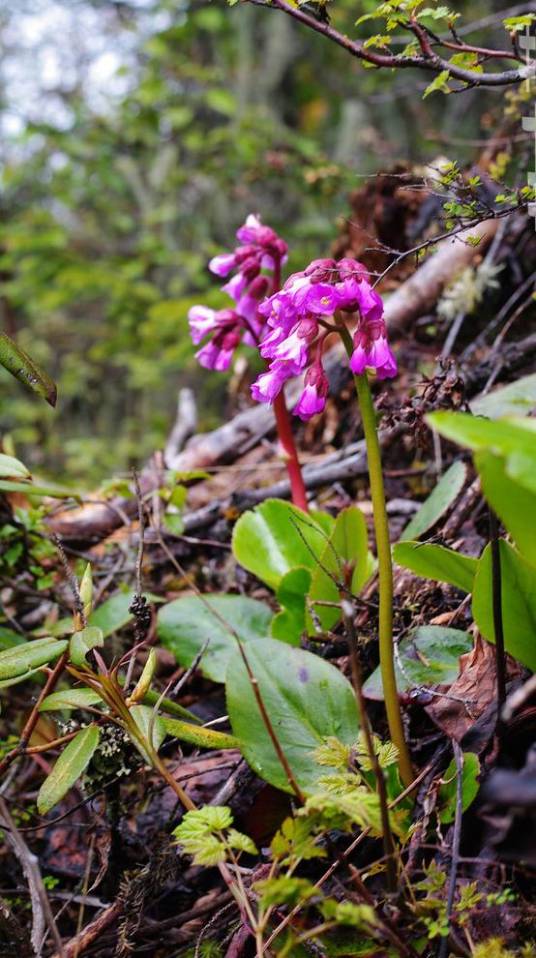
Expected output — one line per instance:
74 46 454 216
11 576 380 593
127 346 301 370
251 361 297 403
251 256 396 421
349 321 397 380
189 214 288 372
293 363 329 420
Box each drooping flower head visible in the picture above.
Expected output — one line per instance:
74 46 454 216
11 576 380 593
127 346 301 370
188 214 288 371
251 257 396 419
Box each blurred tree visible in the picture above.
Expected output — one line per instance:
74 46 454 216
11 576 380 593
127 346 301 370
0 0 502 480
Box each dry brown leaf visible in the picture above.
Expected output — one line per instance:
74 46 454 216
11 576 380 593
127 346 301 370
425 633 496 742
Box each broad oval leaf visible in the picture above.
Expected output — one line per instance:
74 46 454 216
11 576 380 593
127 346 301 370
363 626 472 700
232 499 333 592
162 717 239 750
0 637 68 680
0 331 57 407
470 374 536 419
39 688 103 712
69 626 104 667
393 541 477 593
37 725 100 814
158 594 273 683
226 637 360 794
306 506 374 636
472 541 536 670
272 567 312 643
400 461 467 541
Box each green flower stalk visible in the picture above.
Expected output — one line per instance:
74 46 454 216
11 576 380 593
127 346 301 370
339 324 413 788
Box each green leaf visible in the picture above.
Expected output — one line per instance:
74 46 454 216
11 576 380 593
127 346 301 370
0 480 78 499
272 567 312 643
400 462 467 541
37 725 100 814
363 626 472 700
0 331 57 406
423 70 450 98
50 590 144 639
89 591 140 637
39 688 103 712
393 541 477 593
0 454 30 479
503 13 536 32
232 499 333 592
438 752 480 823
472 541 536 670
162 717 239 750
0 637 68 680
0 627 24 651
475 451 536 566
306 506 374 636
158 594 273 683
129 703 167 760
69 626 104 667
226 637 360 794
428 411 536 459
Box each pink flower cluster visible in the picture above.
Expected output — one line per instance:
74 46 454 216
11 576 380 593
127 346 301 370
188 215 287 371
251 257 397 420
188 217 397 422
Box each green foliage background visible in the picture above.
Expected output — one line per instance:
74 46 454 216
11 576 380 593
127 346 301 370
0 0 494 481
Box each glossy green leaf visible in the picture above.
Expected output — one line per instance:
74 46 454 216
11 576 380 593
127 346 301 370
0 454 30 479
272 567 312 643
158 593 273 683
226 637 360 794
162 717 239 750
0 331 57 406
472 541 536 670
306 506 374 636
393 541 477 593
39 688 103 712
0 636 68 680
37 725 100 814
232 499 333 592
400 461 467 541
476 451 536 565
438 752 480 823
363 626 472 700
69 626 104 667
470 374 536 419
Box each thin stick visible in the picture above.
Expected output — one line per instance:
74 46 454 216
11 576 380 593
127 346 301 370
438 743 464 958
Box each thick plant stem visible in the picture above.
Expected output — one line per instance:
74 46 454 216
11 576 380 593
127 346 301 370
273 391 309 512
339 326 412 786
